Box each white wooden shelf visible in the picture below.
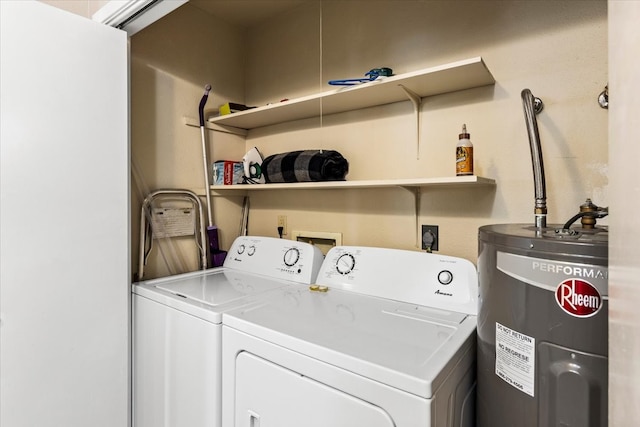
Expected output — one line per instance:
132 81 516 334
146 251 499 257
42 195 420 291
182 116 248 136
206 175 495 194
203 56 494 132
203 175 495 247
183 57 496 247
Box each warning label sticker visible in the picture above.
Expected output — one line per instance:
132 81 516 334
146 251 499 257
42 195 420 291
495 322 535 397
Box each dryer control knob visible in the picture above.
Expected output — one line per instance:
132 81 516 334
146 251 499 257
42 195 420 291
283 247 300 266
336 253 356 275
437 270 453 285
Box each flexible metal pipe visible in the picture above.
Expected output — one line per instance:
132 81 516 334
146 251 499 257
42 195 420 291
521 89 547 228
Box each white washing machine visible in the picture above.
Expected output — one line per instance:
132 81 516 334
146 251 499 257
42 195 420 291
222 246 478 427
132 236 324 427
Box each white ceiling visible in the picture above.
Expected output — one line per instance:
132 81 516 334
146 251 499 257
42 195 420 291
188 0 311 28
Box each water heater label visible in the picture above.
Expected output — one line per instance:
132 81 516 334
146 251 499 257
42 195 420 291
555 278 602 317
495 322 535 397
496 251 608 296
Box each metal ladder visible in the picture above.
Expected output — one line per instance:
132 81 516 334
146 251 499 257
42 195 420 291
138 189 207 280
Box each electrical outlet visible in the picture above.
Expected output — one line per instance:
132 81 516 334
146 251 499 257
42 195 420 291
277 215 287 236
421 225 439 251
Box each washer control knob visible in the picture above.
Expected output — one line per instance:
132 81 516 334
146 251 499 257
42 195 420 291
283 247 300 266
247 245 256 256
336 253 356 275
437 270 453 285
237 244 245 255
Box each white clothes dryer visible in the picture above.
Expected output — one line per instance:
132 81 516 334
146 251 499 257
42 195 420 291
132 236 324 427
222 246 478 427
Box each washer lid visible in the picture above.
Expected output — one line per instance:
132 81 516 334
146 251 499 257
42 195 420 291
133 268 298 323
223 285 476 398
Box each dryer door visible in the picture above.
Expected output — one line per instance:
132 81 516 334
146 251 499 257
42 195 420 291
234 352 395 427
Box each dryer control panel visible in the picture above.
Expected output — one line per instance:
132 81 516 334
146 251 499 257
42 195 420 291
318 246 478 315
224 236 324 284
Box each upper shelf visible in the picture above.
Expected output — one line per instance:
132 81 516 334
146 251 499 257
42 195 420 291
207 57 495 131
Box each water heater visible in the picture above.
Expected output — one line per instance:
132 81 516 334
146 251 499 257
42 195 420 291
477 224 608 426
477 89 609 426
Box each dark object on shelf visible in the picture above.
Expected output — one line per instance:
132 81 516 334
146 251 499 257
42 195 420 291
262 150 349 183
328 67 393 86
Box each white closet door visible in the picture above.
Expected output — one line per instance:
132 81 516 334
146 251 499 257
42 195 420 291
0 2 129 426
234 352 396 427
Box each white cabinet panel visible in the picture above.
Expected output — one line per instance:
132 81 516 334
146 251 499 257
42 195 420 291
0 2 129 426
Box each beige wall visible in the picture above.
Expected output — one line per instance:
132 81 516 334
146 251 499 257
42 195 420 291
243 1 608 261
129 0 608 277
130 3 248 277
42 0 608 277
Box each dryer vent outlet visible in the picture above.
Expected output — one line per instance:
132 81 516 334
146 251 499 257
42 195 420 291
422 225 439 251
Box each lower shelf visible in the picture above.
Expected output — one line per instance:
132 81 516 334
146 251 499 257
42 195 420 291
207 175 495 194
196 175 495 249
